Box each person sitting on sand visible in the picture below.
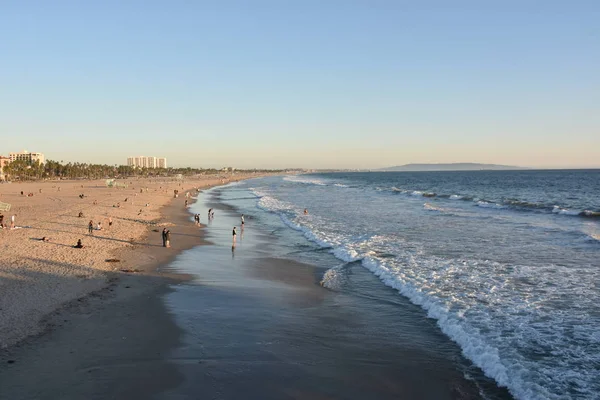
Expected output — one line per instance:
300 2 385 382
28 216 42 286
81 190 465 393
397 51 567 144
78 211 84 218
39 237 50 242
0 213 4 228
108 217 113 227
97 221 103 231
74 239 84 248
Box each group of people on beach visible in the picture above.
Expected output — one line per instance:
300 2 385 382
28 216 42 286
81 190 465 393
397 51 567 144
0 213 16 229
87 217 113 235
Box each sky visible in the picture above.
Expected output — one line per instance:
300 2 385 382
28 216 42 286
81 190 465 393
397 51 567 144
1 1 599 169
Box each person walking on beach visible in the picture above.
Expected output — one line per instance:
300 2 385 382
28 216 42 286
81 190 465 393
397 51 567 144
162 228 168 247
0 213 4 228
10 215 15 229
165 229 171 248
232 226 237 242
108 217 113 227
88 220 94 235
184 199 188 208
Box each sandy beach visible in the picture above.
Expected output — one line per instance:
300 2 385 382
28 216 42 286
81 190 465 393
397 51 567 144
0 175 257 349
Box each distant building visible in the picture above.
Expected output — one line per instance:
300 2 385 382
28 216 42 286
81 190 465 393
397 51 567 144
0 156 10 180
127 156 167 169
9 150 45 165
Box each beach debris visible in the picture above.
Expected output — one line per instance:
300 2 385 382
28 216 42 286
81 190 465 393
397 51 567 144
120 269 141 273
105 259 121 263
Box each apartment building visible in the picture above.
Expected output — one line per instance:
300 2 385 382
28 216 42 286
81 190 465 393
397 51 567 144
9 150 45 165
127 156 167 169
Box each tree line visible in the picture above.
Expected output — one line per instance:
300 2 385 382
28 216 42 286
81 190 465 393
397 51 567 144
1 159 282 181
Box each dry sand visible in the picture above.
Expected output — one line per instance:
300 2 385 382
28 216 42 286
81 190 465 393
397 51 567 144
0 174 257 348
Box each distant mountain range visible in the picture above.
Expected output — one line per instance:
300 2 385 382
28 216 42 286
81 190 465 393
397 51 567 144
378 163 524 172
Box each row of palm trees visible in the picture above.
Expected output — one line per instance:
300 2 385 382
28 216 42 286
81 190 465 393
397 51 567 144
1 160 280 181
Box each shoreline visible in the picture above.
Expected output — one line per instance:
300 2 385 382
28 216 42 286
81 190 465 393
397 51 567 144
157 182 512 399
0 175 262 350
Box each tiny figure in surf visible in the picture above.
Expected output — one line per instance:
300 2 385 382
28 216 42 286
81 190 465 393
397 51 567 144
303 209 308 215
241 214 245 227
232 226 237 242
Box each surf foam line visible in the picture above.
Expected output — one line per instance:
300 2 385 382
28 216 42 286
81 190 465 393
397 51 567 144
283 175 327 186
385 186 599 219
252 188 517 396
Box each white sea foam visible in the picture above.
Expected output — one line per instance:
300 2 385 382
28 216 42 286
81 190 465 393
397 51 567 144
333 183 349 188
552 206 580 216
476 201 506 209
320 264 349 290
424 203 442 212
450 195 464 200
283 175 327 186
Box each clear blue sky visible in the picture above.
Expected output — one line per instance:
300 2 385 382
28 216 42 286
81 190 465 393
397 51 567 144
1 1 599 169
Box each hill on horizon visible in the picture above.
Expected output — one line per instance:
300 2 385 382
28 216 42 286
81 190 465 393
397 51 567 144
379 163 525 172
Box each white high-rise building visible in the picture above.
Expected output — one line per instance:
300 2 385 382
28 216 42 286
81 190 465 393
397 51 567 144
126 156 167 169
146 157 157 169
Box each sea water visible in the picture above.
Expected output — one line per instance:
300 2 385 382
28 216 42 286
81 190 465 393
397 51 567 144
216 170 600 400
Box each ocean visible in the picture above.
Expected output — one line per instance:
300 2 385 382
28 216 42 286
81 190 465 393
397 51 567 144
165 170 599 400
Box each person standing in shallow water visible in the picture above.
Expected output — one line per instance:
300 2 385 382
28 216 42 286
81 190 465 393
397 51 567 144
165 229 171 248
162 228 167 247
232 226 237 242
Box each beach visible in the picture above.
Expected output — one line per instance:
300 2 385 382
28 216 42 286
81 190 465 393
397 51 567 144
0 178 511 400
1 171 596 399
0 175 256 350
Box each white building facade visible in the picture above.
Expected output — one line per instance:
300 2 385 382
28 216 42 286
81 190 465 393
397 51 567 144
9 150 45 165
127 156 167 169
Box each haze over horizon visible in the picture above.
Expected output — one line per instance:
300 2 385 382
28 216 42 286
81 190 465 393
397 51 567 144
1 1 599 170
